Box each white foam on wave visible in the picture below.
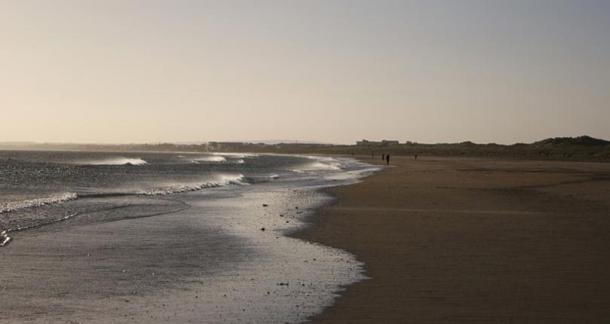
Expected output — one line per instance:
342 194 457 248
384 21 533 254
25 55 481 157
211 152 258 159
292 156 343 173
307 161 342 171
191 156 227 163
77 158 148 166
0 174 248 216
0 192 79 215
188 155 248 164
140 174 247 196
0 231 10 247
243 173 281 184
217 173 249 185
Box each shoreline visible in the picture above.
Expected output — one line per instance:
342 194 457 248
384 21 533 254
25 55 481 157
295 155 610 323
0 159 370 323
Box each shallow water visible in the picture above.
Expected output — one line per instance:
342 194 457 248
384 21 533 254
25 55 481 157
0 151 378 323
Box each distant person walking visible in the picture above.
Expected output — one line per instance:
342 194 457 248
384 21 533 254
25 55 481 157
414 154 418 160
386 154 390 165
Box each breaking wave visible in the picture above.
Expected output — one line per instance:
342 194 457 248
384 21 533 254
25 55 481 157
76 158 148 166
244 173 280 184
292 156 343 173
0 174 247 216
140 174 247 195
211 153 258 159
187 155 248 164
0 193 79 215
191 156 227 163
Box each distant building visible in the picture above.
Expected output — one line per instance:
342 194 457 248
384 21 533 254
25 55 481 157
356 139 400 146
381 140 400 145
356 139 375 146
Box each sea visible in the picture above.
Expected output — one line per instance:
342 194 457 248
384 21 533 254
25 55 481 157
0 150 378 323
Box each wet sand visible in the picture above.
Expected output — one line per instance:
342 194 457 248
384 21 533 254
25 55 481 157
0 183 364 323
296 156 610 323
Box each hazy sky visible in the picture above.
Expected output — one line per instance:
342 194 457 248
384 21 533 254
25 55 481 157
1 0 609 144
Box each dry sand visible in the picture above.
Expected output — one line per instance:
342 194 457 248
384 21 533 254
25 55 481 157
296 156 610 323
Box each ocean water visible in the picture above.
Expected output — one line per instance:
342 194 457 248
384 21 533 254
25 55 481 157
0 151 378 323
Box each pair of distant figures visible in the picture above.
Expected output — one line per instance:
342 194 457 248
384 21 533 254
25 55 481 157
373 153 418 165
381 154 390 165
372 153 391 165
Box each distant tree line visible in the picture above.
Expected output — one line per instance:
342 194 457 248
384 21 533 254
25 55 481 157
1 136 608 162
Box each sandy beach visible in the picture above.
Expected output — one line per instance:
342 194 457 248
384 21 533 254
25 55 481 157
2 153 610 323
297 156 610 323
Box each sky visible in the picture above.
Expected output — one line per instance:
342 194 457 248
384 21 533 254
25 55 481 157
1 0 609 144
